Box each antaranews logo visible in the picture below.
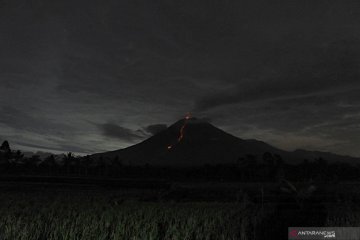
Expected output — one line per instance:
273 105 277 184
290 227 360 240
289 229 298 238
297 230 336 238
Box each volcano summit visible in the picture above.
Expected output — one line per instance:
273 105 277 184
92 117 360 166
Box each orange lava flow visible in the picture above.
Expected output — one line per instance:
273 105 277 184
167 113 191 150
178 124 186 142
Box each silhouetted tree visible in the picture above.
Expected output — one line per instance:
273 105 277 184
96 157 106 176
0 140 10 152
74 157 82 175
263 152 274 166
41 155 57 175
82 155 93 176
314 158 328 181
0 141 11 168
263 152 277 180
13 150 24 162
22 155 41 174
110 156 123 176
63 152 75 175
236 154 258 181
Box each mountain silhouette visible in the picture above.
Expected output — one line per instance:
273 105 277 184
92 117 360 166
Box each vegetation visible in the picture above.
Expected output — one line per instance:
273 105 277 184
0 140 359 183
0 140 359 239
0 191 268 240
0 184 357 240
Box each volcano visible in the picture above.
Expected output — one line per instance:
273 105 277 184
92 117 360 166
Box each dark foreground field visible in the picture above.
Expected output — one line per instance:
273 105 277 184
0 178 359 240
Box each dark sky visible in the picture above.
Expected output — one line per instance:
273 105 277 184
1 0 360 156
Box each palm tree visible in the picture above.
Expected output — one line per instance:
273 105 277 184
276 178 326 227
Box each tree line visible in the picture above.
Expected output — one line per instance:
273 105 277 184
0 140 359 182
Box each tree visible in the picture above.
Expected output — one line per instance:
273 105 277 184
262 152 274 166
14 150 24 162
42 155 57 175
82 155 93 176
262 152 276 181
237 154 258 181
273 154 284 166
63 152 75 175
0 141 11 164
21 155 41 174
0 141 10 152
0 141 11 173
110 156 123 176
75 156 82 176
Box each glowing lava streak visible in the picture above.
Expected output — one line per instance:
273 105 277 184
167 113 191 150
178 124 186 142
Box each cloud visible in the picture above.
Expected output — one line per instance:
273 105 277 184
194 37 360 112
99 122 169 140
0 106 74 135
97 122 145 141
143 124 168 135
195 77 360 112
12 141 92 155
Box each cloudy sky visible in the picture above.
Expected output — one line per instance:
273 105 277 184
1 0 360 156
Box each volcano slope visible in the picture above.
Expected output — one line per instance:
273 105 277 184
92 117 290 166
92 117 360 166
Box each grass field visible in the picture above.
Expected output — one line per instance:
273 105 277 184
0 180 358 240
0 190 271 240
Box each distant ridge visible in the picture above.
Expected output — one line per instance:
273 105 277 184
92 117 360 166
